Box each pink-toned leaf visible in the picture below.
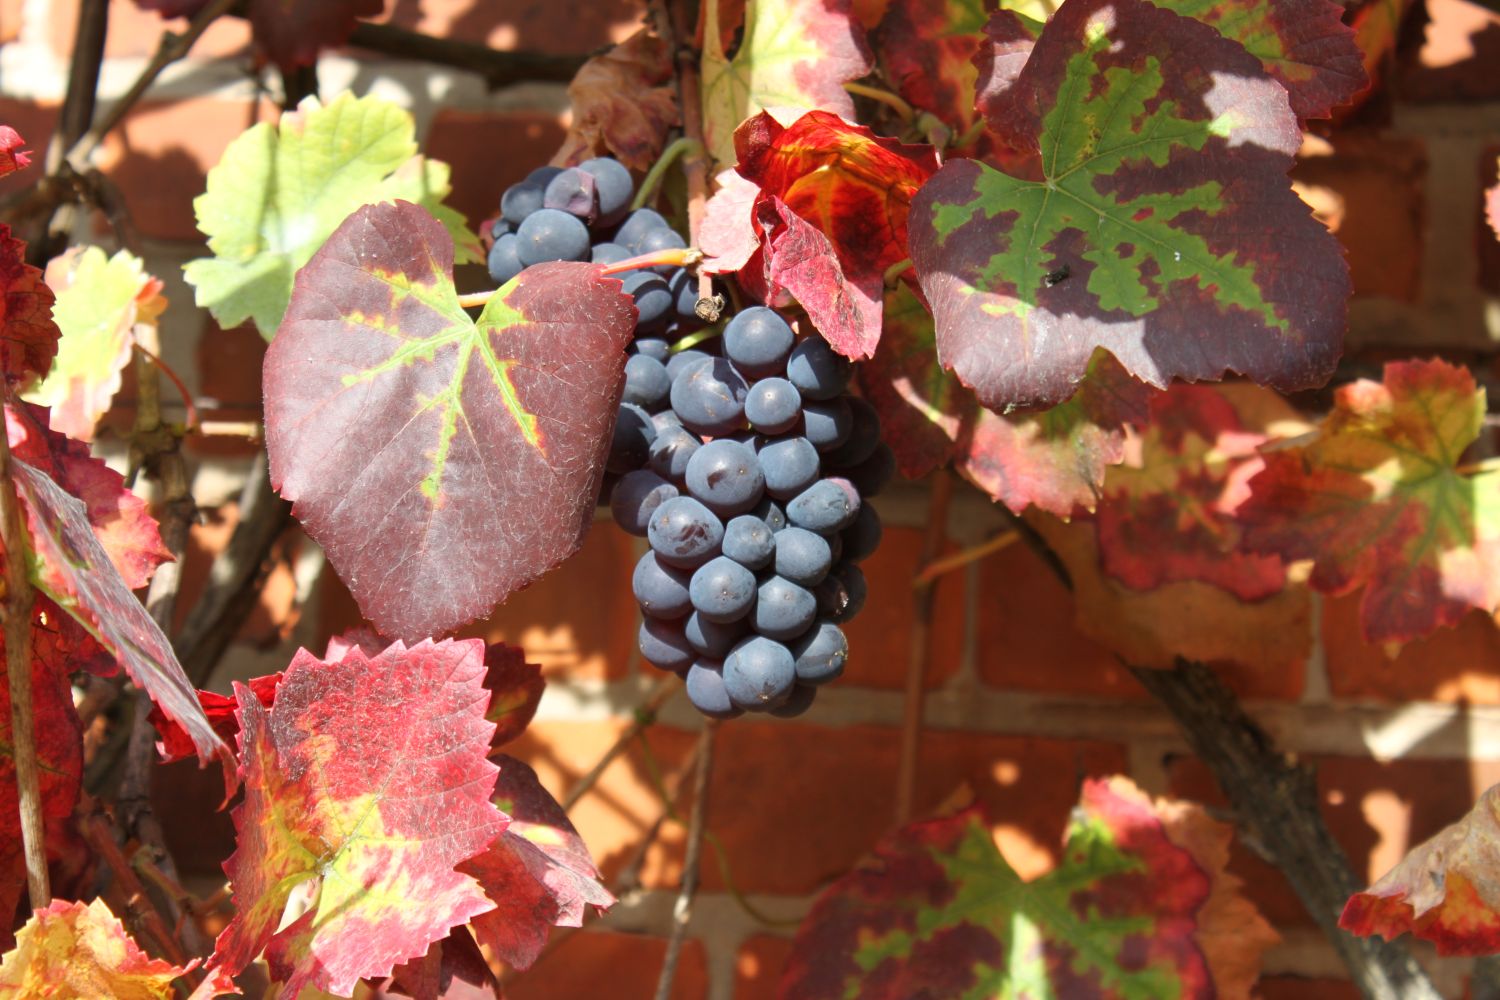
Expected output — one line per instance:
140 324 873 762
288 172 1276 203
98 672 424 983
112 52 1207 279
0 126 31 177
1342 781 1500 955
1239 358 1500 644
11 458 227 773
0 226 60 389
379 926 500 999
263 200 636 641
151 674 282 765
481 645 543 752
208 639 507 997
0 898 189 998
553 29 678 171
700 169 761 274
462 755 612 970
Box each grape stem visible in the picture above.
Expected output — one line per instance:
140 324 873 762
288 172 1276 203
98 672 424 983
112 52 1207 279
599 247 703 275
844 81 916 123
631 136 706 212
913 529 1016 586
560 674 678 810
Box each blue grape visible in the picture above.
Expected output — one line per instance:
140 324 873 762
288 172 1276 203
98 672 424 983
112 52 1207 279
632 551 692 619
648 424 700 480
490 217 513 239
758 437 820 499
722 515 774 569
769 682 816 718
614 208 669 252
840 503 882 562
516 208 591 266
578 157 633 227
487 233 523 285
791 621 847 685
632 336 672 363
591 242 632 267
623 354 672 411
638 617 694 674
622 271 673 332
755 496 787 532
685 659 742 719
744 377 802 434
787 478 860 533
688 555 757 623
500 181 544 225
608 402 656 474
669 357 749 436
611 469 677 536
653 409 683 431
786 336 852 399
685 611 747 657
666 349 710 381
723 306 795 378
526 165 564 187
647 496 724 569
684 439 764 516
723 636 796 709
753 575 816 640
842 442 895 497
815 562 866 623
803 397 853 451
543 167 597 222
774 527 832 586
822 396 881 468
669 269 702 323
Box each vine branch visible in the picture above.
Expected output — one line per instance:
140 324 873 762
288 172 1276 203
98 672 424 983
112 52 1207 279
653 720 717 1000
896 469 952 823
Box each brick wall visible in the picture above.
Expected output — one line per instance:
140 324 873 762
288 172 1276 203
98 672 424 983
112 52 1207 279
4 0 1500 996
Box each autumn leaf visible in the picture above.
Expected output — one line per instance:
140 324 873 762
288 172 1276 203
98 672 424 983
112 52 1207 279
860 285 1149 515
553 29 678 171
11 457 227 772
378 926 501 999
23 247 164 441
0 898 189 998
909 0 1349 410
726 111 939 359
781 776 1276 999
1342 781 1500 954
0 125 31 176
0 225 61 389
700 0 873 167
1347 0 1417 105
264 200 636 641
208 639 507 997
184 93 478 340
700 169 762 274
1239 359 1500 644
462 755 613 970
875 0 989 136
482 646 544 752
151 673 282 765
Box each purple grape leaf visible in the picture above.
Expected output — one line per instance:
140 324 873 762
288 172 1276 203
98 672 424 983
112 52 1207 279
263 200 636 641
909 0 1349 411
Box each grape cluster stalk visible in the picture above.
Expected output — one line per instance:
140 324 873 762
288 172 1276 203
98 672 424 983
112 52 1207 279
491 158 895 719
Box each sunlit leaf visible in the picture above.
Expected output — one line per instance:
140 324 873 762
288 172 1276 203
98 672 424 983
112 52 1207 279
0 125 31 177
482 646 544 752
875 0 988 135
0 898 189 999
553 29 678 171
184 93 479 340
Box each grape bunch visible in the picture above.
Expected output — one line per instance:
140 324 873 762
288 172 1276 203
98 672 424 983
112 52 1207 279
491 158 894 721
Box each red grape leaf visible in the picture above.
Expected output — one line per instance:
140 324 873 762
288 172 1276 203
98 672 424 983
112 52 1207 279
700 0 873 167
0 898 190 998
461 755 613 970
247 0 381 72
0 225 61 389
481 645 543 752
151 673 282 765
909 0 1349 410
379 926 500 999
553 29 678 171
263 200 636 641
32 594 114 680
208 639 507 997
1341 781 1500 955
0 126 31 177
781 775 1275 999
860 285 1149 515
1239 359 1500 644
725 110 939 359
700 169 762 274
1095 383 1307 601
11 458 228 774
875 0 989 136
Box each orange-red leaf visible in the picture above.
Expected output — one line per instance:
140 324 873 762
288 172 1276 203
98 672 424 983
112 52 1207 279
0 225 60 389
0 898 189 998
553 29 678 171
0 126 31 177
875 0 989 137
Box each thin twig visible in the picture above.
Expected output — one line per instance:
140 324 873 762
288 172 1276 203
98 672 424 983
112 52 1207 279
914 530 1015 586
896 470 951 824
652 720 717 1000
80 811 194 971
345 21 593 90
560 675 678 811
843 80 915 122
663 0 715 308
48 0 110 173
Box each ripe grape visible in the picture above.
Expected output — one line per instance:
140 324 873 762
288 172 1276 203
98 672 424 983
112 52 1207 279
823 396 881 468
723 306 795 378
623 354 672 410
774 527 833 586
577 157 633 227
610 469 677 536
666 349 711 381
501 182 545 225
803 397 853 451
608 403 655 474
684 439 764 515
632 552 692 620
487 233 524 285
787 478 859 533
689 555 758 623
744 377 801 434
632 336 672 363
614 208 669 252
721 515 775 569
724 636 796 710
648 424 700 481
638 617 694 674
753 576 817 640
670 357 750 436
543 167 598 222
791 621 848 685
647 496 724 569
758 437 819 499
685 612 747 657
786 336 852 399
840 504 882 563
685 659 742 719
516 208 591 266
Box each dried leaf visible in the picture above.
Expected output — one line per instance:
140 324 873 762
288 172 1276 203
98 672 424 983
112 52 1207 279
553 29 678 171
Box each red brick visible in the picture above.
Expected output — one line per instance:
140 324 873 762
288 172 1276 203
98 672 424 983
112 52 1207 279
505 928 707 1000
735 934 793 1000
189 319 266 459
423 109 566 229
1323 593 1500 703
839 527 963 690
1396 0 1500 102
1292 132 1426 303
173 502 302 645
1258 977 1360 1000
377 0 648 53
47 0 251 59
0 100 60 203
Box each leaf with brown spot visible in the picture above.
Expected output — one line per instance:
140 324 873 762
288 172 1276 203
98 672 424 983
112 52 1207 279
553 29 678 171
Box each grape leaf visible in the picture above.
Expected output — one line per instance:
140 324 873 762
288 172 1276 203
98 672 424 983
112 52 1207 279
1341 781 1500 955
0 226 60 389
0 898 189 998
1095 382 1306 601
553 29 678 171
875 0 988 136
151 673 282 765
184 93 479 340
701 169 763 274
134 0 379 70
208 639 507 997
700 0 873 167
482 645 543 752
24 247 164 442
860 284 1149 515
781 776 1276 999
0 125 30 176
1239 359 1500 644
378 926 500 1000
264 201 636 641
909 0 1349 410
461 755 613 970
10 457 227 772
728 110 939 359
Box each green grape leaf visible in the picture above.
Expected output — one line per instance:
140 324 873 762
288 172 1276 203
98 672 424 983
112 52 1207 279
263 200 636 641
909 0 1349 410
184 92 479 341
782 776 1277 999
